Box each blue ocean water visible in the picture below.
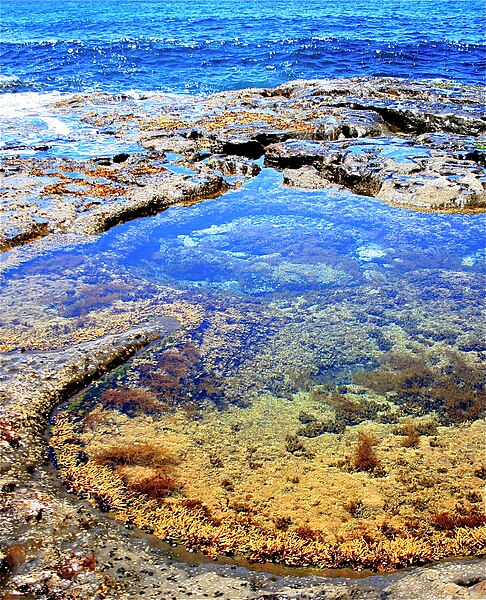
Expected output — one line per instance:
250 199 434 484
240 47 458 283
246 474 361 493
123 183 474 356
1 0 484 94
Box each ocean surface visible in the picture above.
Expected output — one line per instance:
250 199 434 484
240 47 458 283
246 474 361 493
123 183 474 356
1 0 484 94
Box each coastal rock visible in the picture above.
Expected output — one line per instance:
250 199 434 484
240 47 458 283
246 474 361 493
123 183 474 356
283 166 332 189
206 154 262 178
1 78 485 254
385 560 486 599
265 140 343 169
271 78 486 136
76 169 229 235
377 156 486 209
2 350 484 600
0 157 229 250
0 318 178 474
1 81 485 596
266 138 486 210
140 133 198 154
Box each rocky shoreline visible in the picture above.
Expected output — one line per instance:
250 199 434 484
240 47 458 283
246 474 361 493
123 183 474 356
1 78 485 598
1 78 485 258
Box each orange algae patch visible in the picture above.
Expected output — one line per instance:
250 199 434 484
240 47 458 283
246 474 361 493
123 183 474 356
43 179 124 199
25 156 169 208
139 109 315 136
50 389 486 571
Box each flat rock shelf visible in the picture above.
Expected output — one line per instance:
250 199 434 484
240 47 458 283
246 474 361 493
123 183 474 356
0 78 485 599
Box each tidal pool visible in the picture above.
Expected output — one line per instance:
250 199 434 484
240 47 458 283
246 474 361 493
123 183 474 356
2 168 485 570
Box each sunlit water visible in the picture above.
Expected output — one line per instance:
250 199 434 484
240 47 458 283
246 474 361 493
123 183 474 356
1 0 484 153
2 0 484 94
2 159 485 568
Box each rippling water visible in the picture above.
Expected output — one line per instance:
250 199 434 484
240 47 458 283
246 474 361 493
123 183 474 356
1 0 484 93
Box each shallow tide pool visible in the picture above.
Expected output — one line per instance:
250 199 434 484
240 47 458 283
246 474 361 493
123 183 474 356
2 168 485 570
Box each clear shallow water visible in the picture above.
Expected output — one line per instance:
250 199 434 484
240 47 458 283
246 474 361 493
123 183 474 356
4 168 485 360
101 170 485 293
1 0 484 94
3 166 485 569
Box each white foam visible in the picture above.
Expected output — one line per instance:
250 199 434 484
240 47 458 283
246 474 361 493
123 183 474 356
0 75 22 89
42 117 71 136
0 91 69 119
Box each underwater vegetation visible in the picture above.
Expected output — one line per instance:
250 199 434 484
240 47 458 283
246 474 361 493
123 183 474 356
128 470 179 500
136 343 200 399
133 340 229 411
351 432 381 474
432 509 486 531
353 349 485 424
50 417 486 570
0 267 207 353
60 282 138 318
296 390 388 436
93 443 180 500
93 443 175 470
50 339 486 571
99 389 167 417
397 421 421 448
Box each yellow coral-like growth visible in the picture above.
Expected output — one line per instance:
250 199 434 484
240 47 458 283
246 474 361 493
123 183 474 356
50 400 486 572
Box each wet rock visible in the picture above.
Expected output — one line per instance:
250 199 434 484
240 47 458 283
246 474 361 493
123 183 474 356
308 108 390 140
76 169 229 235
0 549 10 578
0 320 484 598
0 77 485 600
266 138 486 210
272 78 486 136
283 166 332 189
0 156 229 250
0 218 50 252
206 155 262 178
93 156 113 166
385 560 486 599
416 133 486 167
140 134 198 155
377 155 486 210
0 317 178 478
113 152 129 163
265 140 343 170
218 137 265 159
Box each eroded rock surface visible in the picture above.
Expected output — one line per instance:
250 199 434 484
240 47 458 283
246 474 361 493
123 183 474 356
266 138 486 209
1 78 485 254
0 155 228 251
